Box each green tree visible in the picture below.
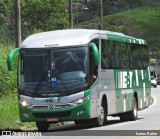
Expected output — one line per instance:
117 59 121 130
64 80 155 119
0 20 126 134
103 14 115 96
0 0 69 42
21 0 69 38
0 0 14 43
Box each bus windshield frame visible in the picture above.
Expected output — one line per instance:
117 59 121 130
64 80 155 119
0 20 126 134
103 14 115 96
18 46 89 97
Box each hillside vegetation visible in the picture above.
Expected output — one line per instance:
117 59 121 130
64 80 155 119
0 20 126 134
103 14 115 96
0 44 35 129
77 7 160 58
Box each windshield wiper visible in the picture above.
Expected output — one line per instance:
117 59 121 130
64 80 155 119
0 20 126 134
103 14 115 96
54 70 70 94
34 71 48 94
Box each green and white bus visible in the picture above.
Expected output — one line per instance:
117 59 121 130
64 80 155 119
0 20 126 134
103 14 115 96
7 29 151 131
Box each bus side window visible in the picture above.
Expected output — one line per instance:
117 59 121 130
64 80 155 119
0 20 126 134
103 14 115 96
131 44 141 69
120 42 130 69
111 41 120 69
101 40 112 69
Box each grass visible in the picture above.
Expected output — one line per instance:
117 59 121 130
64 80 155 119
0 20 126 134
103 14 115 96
0 44 36 130
0 93 36 130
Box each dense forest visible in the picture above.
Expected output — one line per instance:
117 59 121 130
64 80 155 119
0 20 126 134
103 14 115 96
0 0 160 42
75 0 160 23
0 0 69 42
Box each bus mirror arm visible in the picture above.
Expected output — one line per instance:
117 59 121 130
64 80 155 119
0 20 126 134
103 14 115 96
7 48 20 71
89 43 100 66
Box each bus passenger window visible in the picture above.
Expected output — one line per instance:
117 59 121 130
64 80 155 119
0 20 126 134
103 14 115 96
101 40 111 69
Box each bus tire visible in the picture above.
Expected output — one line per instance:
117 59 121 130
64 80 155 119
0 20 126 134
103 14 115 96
120 97 138 121
128 97 138 121
94 100 107 127
36 121 49 131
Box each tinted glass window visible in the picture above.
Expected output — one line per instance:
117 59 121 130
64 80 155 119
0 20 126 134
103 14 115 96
101 40 149 69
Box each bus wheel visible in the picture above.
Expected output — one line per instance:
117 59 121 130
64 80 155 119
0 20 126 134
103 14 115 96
36 121 49 131
94 101 106 127
120 97 138 121
128 97 138 121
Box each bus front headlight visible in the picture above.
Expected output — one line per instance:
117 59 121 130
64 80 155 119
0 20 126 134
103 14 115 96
20 100 32 107
74 96 89 104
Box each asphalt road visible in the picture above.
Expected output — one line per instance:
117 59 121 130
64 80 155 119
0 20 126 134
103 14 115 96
40 86 160 138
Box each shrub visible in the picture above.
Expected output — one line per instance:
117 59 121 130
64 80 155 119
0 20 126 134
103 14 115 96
0 44 17 96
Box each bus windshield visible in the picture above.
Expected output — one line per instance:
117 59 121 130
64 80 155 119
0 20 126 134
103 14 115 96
19 46 88 96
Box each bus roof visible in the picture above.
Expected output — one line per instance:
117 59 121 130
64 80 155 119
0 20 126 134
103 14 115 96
21 29 147 48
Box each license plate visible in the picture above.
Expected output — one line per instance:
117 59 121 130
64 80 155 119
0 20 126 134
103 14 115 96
47 118 59 122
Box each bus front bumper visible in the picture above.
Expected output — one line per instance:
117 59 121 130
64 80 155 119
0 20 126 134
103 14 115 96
19 99 91 122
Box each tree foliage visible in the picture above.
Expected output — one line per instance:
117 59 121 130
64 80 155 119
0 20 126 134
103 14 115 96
21 0 69 38
74 0 160 24
0 0 14 43
0 0 160 42
0 0 69 42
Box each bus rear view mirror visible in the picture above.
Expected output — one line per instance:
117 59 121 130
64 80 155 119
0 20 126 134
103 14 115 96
89 42 100 66
7 48 20 71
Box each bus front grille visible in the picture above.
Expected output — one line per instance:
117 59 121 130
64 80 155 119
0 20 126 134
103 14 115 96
29 104 75 110
33 111 71 118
